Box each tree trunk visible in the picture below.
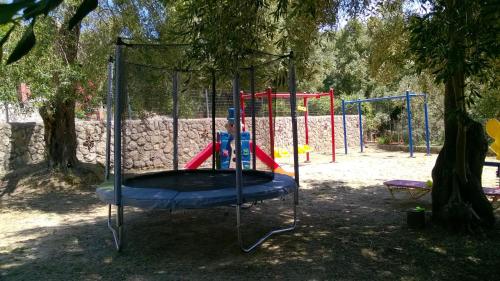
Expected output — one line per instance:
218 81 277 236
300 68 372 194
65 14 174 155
40 99 78 169
431 74 495 230
431 0 495 230
40 8 80 170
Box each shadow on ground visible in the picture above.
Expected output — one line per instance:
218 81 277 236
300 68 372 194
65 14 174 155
0 162 104 213
2 177 500 281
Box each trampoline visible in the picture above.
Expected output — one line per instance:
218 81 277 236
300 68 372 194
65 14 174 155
96 170 296 209
99 38 301 253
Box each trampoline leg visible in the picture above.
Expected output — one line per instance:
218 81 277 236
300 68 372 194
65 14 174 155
236 193 297 253
107 204 123 251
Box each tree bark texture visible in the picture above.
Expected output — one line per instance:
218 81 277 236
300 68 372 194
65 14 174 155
40 8 80 170
431 77 495 230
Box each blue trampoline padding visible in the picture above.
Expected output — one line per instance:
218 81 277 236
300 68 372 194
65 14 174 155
96 170 296 210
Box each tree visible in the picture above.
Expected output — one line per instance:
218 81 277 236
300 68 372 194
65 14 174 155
1 0 98 170
38 5 81 169
408 0 499 229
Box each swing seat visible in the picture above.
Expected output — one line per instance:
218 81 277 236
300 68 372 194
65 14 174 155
384 180 500 202
383 180 431 199
483 187 500 202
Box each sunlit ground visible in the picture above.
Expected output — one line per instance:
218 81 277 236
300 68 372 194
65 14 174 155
0 148 499 281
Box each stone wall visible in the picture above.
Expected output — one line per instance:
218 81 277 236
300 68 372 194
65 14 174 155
0 115 362 174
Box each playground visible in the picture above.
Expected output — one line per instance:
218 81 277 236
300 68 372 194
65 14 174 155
1 148 499 280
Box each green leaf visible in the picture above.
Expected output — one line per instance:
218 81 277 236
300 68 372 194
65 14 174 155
6 20 36 65
0 25 16 48
0 0 34 25
68 0 98 30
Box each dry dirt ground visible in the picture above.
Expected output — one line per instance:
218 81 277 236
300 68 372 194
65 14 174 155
1 148 499 281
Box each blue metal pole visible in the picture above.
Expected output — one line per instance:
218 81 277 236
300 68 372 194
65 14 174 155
342 99 348 154
405 90 414 157
423 93 431 155
114 40 123 206
357 100 363 153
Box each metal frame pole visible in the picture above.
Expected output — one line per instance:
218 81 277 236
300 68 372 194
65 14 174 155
108 38 124 251
304 97 310 162
105 56 114 180
342 99 347 154
329 88 335 162
357 100 363 153
211 70 217 170
172 71 179 170
405 90 414 157
236 55 298 253
289 54 300 189
423 93 431 155
233 71 245 249
250 66 257 170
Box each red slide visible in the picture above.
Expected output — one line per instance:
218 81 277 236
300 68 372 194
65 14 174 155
185 142 292 176
184 143 219 169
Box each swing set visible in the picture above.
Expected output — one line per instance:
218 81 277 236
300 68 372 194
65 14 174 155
341 91 431 157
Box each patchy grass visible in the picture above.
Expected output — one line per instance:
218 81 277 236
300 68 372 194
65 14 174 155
1 151 499 281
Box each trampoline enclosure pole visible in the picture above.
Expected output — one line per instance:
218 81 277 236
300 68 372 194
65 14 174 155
211 70 216 170
424 93 431 155
233 70 245 249
233 72 243 204
112 38 124 250
250 66 257 170
105 56 114 180
405 90 414 157
173 71 179 170
113 41 123 207
289 53 300 195
342 99 347 154
357 100 363 152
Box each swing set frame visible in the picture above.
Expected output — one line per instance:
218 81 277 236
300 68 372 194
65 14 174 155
341 91 431 157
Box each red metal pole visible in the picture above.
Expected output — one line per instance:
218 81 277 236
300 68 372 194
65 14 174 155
304 97 310 162
330 88 335 162
240 91 246 131
267 87 275 160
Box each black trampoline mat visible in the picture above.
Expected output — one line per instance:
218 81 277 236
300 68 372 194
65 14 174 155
123 170 274 192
